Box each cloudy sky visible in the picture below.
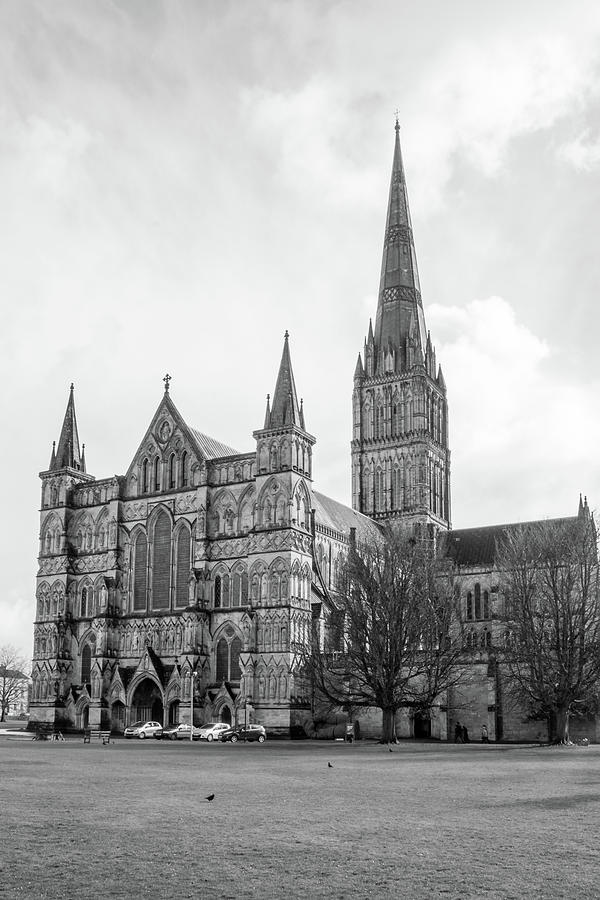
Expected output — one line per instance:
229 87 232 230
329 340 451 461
2 0 600 660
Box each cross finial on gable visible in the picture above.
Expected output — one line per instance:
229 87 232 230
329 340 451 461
163 373 171 393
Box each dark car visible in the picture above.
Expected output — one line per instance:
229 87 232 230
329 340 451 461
219 724 266 743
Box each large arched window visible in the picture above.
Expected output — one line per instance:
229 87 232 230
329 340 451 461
81 645 91 687
214 575 222 608
133 532 148 611
216 638 228 682
152 510 171 609
215 634 242 683
175 526 190 608
474 583 482 620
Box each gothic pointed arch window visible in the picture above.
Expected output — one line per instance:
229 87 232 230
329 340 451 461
222 574 230 608
142 458 149 494
151 510 171 610
81 644 91 688
466 591 473 621
81 587 89 618
181 450 188 488
169 453 176 490
175 525 191 608
474 583 482 620
214 575 222 608
374 469 384 512
216 638 228 681
133 531 148 611
215 631 242 683
153 456 161 492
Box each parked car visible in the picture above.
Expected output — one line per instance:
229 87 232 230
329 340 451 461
197 722 230 742
219 724 267 743
158 723 201 741
124 720 163 740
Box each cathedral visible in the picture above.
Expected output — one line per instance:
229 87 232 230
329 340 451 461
30 123 594 742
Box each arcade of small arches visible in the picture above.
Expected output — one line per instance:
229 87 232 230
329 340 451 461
139 448 190 495
36 582 66 619
256 437 312 477
358 453 447 517
357 384 446 445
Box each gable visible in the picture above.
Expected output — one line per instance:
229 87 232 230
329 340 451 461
123 393 239 498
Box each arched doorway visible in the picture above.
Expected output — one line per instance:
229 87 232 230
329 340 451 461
220 705 232 725
81 704 89 729
131 678 164 724
414 711 431 739
111 700 126 733
168 700 180 726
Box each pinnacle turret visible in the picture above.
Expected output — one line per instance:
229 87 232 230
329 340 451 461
50 384 85 472
267 331 303 430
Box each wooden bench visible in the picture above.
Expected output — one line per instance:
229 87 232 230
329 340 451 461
83 728 112 745
33 723 64 741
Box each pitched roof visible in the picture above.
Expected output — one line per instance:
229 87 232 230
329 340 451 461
313 490 381 544
443 516 579 567
189 429 239 460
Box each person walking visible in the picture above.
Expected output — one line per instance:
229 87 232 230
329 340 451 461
454 721 463 743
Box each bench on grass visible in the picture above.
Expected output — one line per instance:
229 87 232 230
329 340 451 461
33 723 65 741
83 728 112 745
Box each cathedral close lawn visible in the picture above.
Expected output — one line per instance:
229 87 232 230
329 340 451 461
1 738 599 899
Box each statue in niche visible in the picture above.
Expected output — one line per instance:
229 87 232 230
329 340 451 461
188 574 197 604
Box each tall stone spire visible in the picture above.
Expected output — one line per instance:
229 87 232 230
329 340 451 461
51 383 85 472
351 122 451 531
267 331 303 429
373 119 427 369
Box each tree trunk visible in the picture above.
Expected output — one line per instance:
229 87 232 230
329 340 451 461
382 707 397 744
552 706 570 744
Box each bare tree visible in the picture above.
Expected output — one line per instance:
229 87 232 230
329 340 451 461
497 515 600 743
309 526 465 744
0 645 29 722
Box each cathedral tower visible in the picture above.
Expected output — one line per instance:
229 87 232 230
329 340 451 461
351 122 451 531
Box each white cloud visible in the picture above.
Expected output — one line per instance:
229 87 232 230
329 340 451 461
558 131 600 170
429 297 600 526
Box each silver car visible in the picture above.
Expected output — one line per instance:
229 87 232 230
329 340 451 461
197 722 230 742
124 720 163 739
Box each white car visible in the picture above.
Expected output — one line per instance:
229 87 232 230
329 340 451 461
124 720 163 740
197 722 230 742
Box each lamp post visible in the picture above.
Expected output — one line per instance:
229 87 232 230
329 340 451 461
190 671 197 742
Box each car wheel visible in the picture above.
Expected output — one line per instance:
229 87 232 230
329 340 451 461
258 735 265 743
170 733 177 741
139 732 146 740
207 734 213 742
230 734 239 743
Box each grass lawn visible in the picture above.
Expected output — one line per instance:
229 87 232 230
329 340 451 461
0 735 599 899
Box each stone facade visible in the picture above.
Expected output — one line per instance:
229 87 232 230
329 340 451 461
30 123 594 741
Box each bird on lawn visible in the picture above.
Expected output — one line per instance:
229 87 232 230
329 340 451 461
205 793 215 802
328 762 333 768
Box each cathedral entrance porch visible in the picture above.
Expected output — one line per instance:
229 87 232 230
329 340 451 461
131 678 164 725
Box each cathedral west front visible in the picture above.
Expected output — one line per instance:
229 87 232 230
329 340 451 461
30 123 595 743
